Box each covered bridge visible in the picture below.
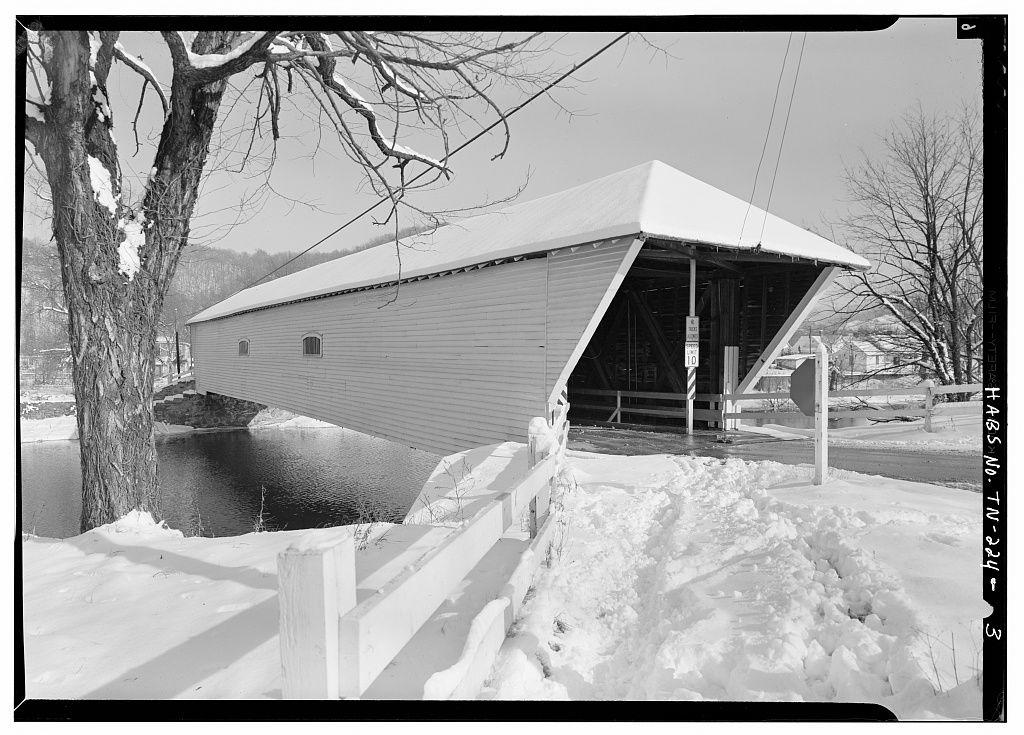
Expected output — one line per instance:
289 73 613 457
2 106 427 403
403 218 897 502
187 161 869 455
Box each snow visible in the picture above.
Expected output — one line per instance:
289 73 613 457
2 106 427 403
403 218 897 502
91 86 111 122
115 210 146 280
388 139 445 169
20 416 195 443
19 408 338 443
26 101 45 122
188 161 870 324
113 41 157 81
87 31 101 65
422 598 509 699
20 415 78 442
331 71 372 108
247 407 339 429
377 58 422 99
20 448 984 716
181 31 265 70
743 401 981 452
87 156 117 215
480 452 985 720
22 514 353 699
405 442 525 527
21 390 75 404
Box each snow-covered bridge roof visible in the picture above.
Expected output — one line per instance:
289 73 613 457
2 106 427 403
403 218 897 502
188 160 869 324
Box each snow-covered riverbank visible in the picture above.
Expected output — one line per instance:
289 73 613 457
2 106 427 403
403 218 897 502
19 408 337 443
21 451 986 716
19 416 197 443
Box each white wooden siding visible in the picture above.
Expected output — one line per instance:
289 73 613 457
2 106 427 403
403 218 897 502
193 240 637 455
193 259 549 455
544 237 643 404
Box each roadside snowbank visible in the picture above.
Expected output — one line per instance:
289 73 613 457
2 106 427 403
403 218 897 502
482 452 985 719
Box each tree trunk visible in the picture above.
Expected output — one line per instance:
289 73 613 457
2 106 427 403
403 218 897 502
69 277 161 529
29 30 243 531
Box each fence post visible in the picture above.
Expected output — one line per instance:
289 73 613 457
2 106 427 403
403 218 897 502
278 537 356 699
615 390 621 424
814 342 829 485
722 346 739 430
923 380 935 433
527 429 540 537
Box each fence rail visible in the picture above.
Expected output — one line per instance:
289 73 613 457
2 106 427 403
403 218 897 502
569 381 982 431
278 403 569 700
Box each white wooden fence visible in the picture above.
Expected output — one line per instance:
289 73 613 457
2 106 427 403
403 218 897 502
277 395 570 699
720 381 983 429
571 378 981 432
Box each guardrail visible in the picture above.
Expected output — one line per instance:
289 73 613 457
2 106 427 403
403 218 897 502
277 400 569 699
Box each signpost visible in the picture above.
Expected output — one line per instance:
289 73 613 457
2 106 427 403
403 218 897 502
813 342 828 485
788 345 828 484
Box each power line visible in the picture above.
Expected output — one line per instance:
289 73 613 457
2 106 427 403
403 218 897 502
231 32 632 297
738 32 793 246
758 31 808 246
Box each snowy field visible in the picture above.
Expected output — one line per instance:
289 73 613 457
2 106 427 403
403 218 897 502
21 450 985 717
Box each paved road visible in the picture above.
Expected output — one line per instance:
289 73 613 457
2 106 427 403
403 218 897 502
568 426 981 491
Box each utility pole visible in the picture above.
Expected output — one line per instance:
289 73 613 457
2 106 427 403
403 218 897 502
174 307 182 379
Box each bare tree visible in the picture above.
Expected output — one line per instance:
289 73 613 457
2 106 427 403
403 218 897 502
21 28 548 530
831 106 983 395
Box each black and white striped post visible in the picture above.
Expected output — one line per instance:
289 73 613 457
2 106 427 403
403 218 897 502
686 257 697 435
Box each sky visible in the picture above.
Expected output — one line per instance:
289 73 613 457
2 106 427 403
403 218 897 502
23 19 982 259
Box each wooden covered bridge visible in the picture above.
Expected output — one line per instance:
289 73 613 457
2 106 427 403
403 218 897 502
188 160 869 454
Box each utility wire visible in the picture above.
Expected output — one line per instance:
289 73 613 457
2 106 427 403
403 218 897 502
738 32 793 247
231 32 632 297
757 31 808 246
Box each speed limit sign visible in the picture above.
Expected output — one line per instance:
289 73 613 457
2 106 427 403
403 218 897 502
684 342 699 368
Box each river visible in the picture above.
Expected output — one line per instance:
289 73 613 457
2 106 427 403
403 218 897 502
19 427 442 539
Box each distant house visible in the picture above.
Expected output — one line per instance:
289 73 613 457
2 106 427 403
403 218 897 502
19 347 72 389
788 334 920 383
754 365 793 393
156 335 192 380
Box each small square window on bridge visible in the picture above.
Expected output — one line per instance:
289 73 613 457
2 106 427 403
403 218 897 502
302 334 322 357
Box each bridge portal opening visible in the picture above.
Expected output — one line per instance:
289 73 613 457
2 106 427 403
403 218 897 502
566 240 822 430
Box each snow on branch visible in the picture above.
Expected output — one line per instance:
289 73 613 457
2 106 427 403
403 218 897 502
179 31 265 69
113 42 168 118
161 31 280 84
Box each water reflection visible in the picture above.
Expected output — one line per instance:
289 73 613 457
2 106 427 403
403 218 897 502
20 427 442 539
